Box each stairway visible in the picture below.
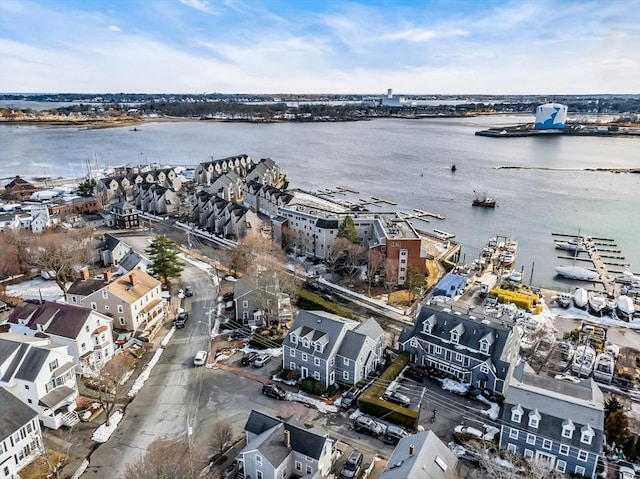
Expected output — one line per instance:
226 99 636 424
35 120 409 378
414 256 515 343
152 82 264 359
61 410 80 427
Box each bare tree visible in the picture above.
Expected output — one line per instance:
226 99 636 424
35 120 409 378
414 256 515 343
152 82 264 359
35 429 74 479
92 353 136 426
211 421 234 461
404 266 425 304
124 438 206 479
366 249 385 296
26 229 93 299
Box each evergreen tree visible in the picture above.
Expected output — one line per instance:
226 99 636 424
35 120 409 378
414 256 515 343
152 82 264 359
146 236 184 286
77 178 96 196
337 215 360 244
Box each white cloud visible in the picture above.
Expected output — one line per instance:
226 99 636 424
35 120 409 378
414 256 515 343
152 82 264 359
108 25 120 32
178 0 217 14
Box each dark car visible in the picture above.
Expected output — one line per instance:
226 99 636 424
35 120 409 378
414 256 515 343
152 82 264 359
173 312 188 329
383 425 410 445
404 367 426 382
241 352 258 366
339 450 363 479
353 415 383 437
262 383 287 400
383 390 411 408
184 285 193 297
341 391 356 409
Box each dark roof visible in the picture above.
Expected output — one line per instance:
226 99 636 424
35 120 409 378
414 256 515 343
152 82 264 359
8 301 94 339
0 339 25 381
315 218 339 229
0 388 38 438
102 233 124 252
284 311 357 361
381 430 457 479
244 410 327 460
5 176 36 190
15 346 50 382
68 277 108 296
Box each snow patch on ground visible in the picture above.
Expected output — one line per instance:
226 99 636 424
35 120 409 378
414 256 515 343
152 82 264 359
288 392 338 413
177 253 212 273
118 369 135 386
160 327 176 347
441 378 469 395
127 348 164 398
240 345 283 357
5 277 64 302
271 375 298 386
91 410 123 443
477 395 500 420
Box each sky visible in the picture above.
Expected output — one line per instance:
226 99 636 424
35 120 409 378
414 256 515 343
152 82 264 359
0 0 639 95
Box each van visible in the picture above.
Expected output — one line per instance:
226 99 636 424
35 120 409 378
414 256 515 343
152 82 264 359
339 450 363 479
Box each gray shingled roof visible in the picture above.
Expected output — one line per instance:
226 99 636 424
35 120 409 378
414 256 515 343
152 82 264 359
67 277 108 296
284 311 357 361
15 347 50 382
381 430 457 479
8 301 93 340
337 330 366 360
355 317 385 340
0 388 38 439
243 410 327 460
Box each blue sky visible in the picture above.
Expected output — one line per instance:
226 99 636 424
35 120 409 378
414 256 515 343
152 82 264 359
0 0 638 94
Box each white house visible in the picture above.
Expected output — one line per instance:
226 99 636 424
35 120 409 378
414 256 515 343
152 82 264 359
6 301 115 375
0 388 44 478
0 334 80 429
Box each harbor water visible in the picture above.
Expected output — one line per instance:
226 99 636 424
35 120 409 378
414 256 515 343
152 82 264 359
1 115 638 289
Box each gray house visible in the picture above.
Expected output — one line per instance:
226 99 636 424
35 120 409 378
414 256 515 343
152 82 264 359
98 233 131 266
499 362 605 479
282 311 384 388
233 277 293 326
234 410 334 479
398 302 522 396
380 430 457 479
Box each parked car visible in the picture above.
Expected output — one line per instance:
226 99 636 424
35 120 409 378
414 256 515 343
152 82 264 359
241 352 258 366
177 289 185 299
253 354 272 368
339 450 363 479
404 367 426 382
454 425 485 443
261 383 287 400
383 425 410 445
383 390 411 407
194 350 208 366
134 330 150 342
184 285 193 297
174 312 188 329
617 461 636 479
341 391 356 409
353 415 383 437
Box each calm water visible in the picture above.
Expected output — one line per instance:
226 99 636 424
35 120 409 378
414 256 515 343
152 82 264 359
1 116 638 288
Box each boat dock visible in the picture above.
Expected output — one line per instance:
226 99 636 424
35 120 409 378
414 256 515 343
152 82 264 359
552 232 627 296
399 209 445 222
315 186 360 196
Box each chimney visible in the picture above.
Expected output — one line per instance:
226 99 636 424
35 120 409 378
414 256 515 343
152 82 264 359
129 272 137 286
284 429 291 448
80 268 90 280
409 444 415 456
105 271 112 282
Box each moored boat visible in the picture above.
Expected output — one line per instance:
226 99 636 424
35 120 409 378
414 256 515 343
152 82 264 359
588 291 606 316
571 344 596 377
555 265 599 282
499 252 515 267
557 292 572 308
554 238 593 253
614 269 640 285
616 295 635 321
472 191 496 208
573 288 588 310
593 353 615 383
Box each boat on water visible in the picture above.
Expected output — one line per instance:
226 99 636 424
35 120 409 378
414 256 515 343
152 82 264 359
509 270 523 283
593 353 615 383
555 265 599 281
614 269 640 285
557 292 572 308
472 191 496 208
571 344 596 377
554 237 594 253
451 164 457 172
573 288 588 309
588 291 606 316
616 295 636 321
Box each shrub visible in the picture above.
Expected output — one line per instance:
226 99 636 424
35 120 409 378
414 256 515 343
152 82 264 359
327 384 338 397
280 368 299 381
296 289 355 319
301 378 315 394
313 382 327 396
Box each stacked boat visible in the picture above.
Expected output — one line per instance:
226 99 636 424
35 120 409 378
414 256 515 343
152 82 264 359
571 344 596 378
588 291 606 316
616 295 636 321
573 288 588 310
557 292 572 308
593 353 615 383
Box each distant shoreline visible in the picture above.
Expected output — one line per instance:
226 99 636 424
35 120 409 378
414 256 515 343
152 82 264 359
498 166 640 173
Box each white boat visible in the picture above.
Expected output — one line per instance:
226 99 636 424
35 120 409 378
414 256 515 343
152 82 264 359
558 341 575 362
500 252 515 267
588 291 606 316
509 270 523 283
571 344 596 377
614 269 640 285
573 288 588 310
616 295 635 321
555 238 593 252
555 265 599 282
593 353 615 383
557 292 572 308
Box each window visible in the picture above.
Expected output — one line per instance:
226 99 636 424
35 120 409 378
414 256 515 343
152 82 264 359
104 305 109 310
524 449 534 460
24 384 29 390
511 405 523 423
255 455 262 466
119 317 125 326
117 305 124 313
526 433 536 445
343 358 349 366
315 343 322 352
559 444 570 456
242 300 248 309
91 302 97 310
556 460 566 473
102 290 108 299
71 296 77 303
507 443 517 454
562 424 574 439
302 353 308 361
256 471 263 479
542 439 552 450
306 465 312 474
451 331 459 343
479 340 489 353
528 410 541 428
313 371 320 380
282 467 287 478
290 362 296 370
330 357 335 366
509 428 519 440
85 325 90 332
343 371 349 380
49 359 59 372
575 465 585 476
456 353 463 362
435 346 442 355
578 450 588 462
295 461 302 472
314 358 320 366
581 429 593 445
302 338 310 348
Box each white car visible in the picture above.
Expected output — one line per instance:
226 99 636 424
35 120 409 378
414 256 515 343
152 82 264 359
454 425 484 440
177 289 185 299
194 350 208 366
253 354 272 368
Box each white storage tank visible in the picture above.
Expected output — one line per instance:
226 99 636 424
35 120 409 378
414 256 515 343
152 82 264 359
534 103 568 129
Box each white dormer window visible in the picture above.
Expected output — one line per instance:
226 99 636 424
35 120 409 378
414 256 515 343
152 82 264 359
529 410 541 428
562 419 575 439
422 316 435 334
580 425 594 444
451 331 459 343
479 340 489 353
290 333 297 344
511 405 523 423
410 338 417 348
315 343 322 352
302 338 310 348
480 363 489 373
